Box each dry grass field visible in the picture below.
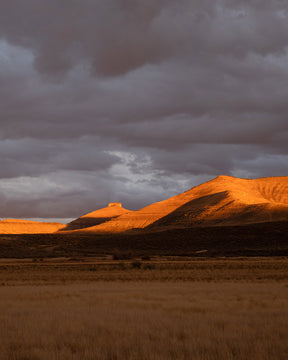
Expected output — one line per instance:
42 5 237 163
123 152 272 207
0 258 288 359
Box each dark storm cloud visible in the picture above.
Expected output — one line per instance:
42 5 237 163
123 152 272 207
0 138 120 178
0 0 288 218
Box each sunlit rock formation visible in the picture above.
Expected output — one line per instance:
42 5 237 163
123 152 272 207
71 176 288 233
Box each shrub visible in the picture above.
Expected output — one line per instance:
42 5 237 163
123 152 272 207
112 250 134 260
88 266 97 272
118 262 126 270
131 261 142 269
143 263 155 270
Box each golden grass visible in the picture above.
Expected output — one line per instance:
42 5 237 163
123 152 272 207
1 282 288 359
1 257 288 284
0 258 288 359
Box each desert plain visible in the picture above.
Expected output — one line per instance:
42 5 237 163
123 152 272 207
1 176 288 359
0 257 288 360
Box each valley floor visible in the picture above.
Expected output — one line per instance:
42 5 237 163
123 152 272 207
0 258 288 359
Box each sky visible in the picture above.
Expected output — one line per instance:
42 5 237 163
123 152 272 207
0 0 288 221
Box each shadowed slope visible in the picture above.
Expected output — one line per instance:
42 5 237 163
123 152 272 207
147 191 288 230
60 203 132 231
0 219 64 234
74 176 288 233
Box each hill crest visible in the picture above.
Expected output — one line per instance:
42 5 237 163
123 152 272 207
60 203 132 231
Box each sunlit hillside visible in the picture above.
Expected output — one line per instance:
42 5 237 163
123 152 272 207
67 176 288 233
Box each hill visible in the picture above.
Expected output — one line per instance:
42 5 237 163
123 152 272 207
1 175 288 258
69 175 288 233
59 202 132 231
0 219 64 234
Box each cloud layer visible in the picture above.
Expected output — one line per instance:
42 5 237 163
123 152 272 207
0 0 288 219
